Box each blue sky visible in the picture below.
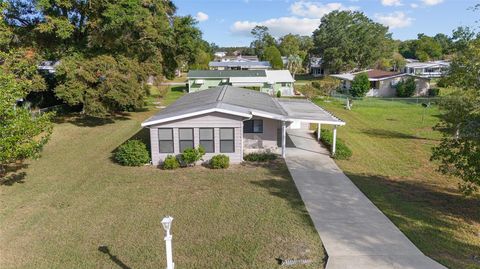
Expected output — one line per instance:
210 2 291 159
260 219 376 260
174 0 478 47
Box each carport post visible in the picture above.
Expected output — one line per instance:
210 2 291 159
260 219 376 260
281 121 286 158
332 125 337 157
317 123 321 141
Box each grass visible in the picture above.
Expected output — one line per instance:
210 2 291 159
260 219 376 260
0 88 325 269
314 98 480 269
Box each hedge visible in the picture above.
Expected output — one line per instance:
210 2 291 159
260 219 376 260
114 140 150 166
313 129 352 160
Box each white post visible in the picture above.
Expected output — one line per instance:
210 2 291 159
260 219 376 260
317 123 321 141
165 232 174 269
332 125 337 157
281 121 286 158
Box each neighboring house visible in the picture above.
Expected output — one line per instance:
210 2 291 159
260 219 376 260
209 60 271 70
141 86 345 165
38 60 61 74
214 51 227 58
308 57 327 77
214 55 260 62
331 69 430 97
187 70 296 96
404 60 450 78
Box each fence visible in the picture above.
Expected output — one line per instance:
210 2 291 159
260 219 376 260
30 104 68 117
330 92 441 105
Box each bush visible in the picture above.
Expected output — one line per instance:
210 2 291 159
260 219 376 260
276 90 281 98
313 129 352 160
179 146 205 166
244 152 277 162
429 88 440 96
210 154 229 169
115 140 150 166
350 72 370 97
396 77 416 97
162 155 180 170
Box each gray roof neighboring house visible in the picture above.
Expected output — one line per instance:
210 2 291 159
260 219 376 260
188 70 266 78
142 86 344 127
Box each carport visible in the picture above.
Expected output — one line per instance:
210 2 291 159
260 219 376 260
277 98 346 158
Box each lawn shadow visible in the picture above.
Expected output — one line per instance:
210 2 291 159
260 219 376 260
98 245 131 269
0 163 29 186
346 172 480 267
362 128 434 141
109 128 151 164
56 113 132 127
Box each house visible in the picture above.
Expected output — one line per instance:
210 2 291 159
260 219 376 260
38 60 61 74
330 69 430 97
141 86 345 165
187 70 296 96
209 60 271 70
308 57 327 77
404 60 450 78
213 55 259 62
214 51 227 58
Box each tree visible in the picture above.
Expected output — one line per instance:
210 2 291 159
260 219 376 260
0 71 53 174
287 54 302 78
431 38 480 194
55 54 147 117
312 11 392 72
349 72 370 97
279 34 301 56
250 25 276 59
399 34 443 61
263 46 283 69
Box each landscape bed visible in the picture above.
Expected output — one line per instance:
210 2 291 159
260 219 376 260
316 98 480 269
0 89 325 269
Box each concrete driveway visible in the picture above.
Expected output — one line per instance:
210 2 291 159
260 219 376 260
284 129 446 269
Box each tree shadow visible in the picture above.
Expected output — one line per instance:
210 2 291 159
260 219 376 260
346 172 480 267
55 113 131 127
98 245 131 269
109 128 151 164
362 128 435 140
0 163 29 186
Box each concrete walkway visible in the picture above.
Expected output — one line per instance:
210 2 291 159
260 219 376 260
284 129 446 269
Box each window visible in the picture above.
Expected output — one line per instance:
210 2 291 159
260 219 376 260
179 128 194 152
199 128 214 153
243 120 263 133
220 128 235 153
158 128 174 153
281 82 287 87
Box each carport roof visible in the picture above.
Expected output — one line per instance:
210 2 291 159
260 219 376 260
142 86 345 127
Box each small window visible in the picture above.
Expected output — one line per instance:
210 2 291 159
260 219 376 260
243 120 263 133
158 128 174 153
220 128 235 153
179 128 194 152
281 82 287 87
199 128 214 153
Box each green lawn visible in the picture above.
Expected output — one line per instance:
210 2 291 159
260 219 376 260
0 89 324 269
315 98 480 269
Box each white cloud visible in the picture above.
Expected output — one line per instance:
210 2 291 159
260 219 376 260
231 17 321 37
421 0 443 5
375 11 413 29
410 3 419 8
290 1 357 18
195 12 209 22
381 0 402 6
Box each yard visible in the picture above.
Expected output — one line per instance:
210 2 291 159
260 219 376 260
315 98 480 269
0 88 325 269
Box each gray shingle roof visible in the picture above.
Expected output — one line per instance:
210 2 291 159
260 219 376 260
208 61 271 68
142 86 345 127
187 70 266 78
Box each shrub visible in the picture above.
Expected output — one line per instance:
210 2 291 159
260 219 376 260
429 88 440 96
350 72 370 97
313 129 352 160
162 155 180 170
396 77 416 97
244 152 277 162
179 146 205 166
115 140 150 166
210 154 229 169
276 90 281 98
